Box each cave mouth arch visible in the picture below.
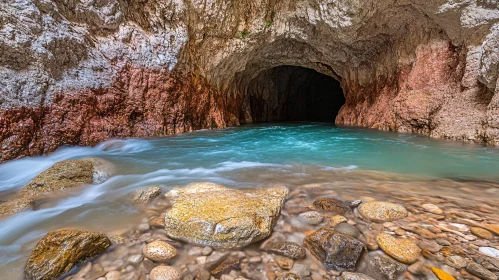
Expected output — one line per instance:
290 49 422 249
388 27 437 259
242 65 345 124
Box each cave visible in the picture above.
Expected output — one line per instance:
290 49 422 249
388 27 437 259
242 66 345 123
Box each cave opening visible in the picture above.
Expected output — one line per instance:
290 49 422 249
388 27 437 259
243 65 345 123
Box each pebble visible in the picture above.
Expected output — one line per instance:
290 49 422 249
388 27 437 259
428 266 456 280
466 263 498 280
329 215 348 227
358 201 408 222
201 246 213 256
436 238 452 246
128 254 143 265
137 223 150 233
415 239 441 253
268 241 306 259
422 204 443 215
376 233 421 264
133 186 162 203
313 197 350 213
341 272 375 280
278 273 302 280
274 255 294 270
149 217 166 228
334 223 360 238
290 264 311 277
142 240 177 262
479 247 499 258
484 224 499 235
361 253 405 280
446 255 467 269
471 227 494 239
149 266 181 280
105 271 121 280
298 211 323 225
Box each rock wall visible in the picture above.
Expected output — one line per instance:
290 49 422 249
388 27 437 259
1 0 499 161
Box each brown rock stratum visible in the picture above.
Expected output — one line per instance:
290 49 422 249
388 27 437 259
1 0 499 161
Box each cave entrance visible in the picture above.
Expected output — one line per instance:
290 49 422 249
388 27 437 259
244 66 345 123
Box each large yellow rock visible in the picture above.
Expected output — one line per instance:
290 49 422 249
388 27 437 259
25 229 111 280
164 182 288 249
376 233 421 264
23 159 94 196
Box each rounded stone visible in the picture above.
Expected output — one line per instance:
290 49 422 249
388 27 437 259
422 204 443 215
471 227 494 239
334 223 360 238
298 211 323 225
376 233 421 264
149 266 181 280
142 240 177 262
358 201 408 222
329 215 348 227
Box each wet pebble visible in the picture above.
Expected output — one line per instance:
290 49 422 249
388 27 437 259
267 241 306 259
446 255 467 269
298 211 323 225
358 201 408 222
376 233 421 264
480 247 499 258
149 266 181 280
341 272 375 280
466 263 498 280
422 204 443 215
471 227 494 240
290 263 311 277
334 223 360 239
143 240 177 262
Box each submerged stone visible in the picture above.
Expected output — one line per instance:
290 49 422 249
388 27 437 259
133 186 162 203
23 159 95 196
267 241 306 259
304 227 364 271
164 182 288 248
0 197 34 218
376 233 420 264
313 197 350 213
25 228 111 280
358 201 408 222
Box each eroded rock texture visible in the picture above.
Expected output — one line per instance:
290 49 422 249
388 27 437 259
1 0 499 160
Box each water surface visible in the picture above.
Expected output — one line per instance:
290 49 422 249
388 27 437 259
1 123 499 278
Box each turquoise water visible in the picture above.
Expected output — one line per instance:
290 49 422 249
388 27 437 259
1 122 499 278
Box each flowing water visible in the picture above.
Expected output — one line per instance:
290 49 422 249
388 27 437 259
1 123 499 279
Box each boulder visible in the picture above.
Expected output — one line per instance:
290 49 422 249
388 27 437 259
25 229 111 280
23 159 94 196
164 182 288 248
0 197 34 218
304 227 364 271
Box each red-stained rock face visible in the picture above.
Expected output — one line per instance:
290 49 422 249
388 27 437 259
0 66 240 161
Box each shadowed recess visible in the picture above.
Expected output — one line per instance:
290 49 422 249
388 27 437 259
243 66 345 123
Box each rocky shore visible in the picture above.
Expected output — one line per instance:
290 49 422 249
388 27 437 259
15 160 499 280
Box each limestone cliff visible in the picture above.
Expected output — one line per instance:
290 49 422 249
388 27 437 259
1 0 499 161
